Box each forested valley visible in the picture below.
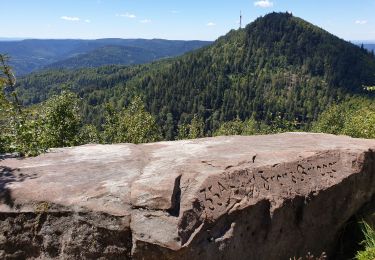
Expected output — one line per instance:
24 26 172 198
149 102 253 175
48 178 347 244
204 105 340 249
2 12 375 156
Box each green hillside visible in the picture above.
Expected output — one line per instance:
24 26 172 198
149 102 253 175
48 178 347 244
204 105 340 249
364 44 375 52
15 12 375 139
0 39 211 75
45 45 159 69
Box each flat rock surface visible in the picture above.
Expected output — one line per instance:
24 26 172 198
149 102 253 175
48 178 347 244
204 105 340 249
1 133 375 259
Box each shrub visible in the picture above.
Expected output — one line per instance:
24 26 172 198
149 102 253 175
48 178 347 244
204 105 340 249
102 96 161 144
78 124 101 144
343 109 375 139
177 114 205 140
38 89 81 149
356 222 375 260
313 98 375 139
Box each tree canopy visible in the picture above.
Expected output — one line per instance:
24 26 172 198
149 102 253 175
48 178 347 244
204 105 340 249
14 13 375 141
2 13 375 156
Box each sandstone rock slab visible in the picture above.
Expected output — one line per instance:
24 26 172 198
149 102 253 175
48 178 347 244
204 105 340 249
1 133 375 259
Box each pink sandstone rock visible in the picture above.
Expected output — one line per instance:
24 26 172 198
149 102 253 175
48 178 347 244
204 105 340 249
1 133 375 259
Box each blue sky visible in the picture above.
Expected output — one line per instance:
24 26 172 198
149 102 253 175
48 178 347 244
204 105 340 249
1 0 375 41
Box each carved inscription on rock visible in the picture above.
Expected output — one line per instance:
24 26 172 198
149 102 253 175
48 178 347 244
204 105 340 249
197 153 340 221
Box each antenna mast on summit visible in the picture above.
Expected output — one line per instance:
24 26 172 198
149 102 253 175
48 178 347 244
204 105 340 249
240 11 242 29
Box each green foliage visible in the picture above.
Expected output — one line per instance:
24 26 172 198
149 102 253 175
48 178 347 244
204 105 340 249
0 92 7 154
48 46 165 70
102 96 161 144
312 104 347 135
313 98 375 139
214 116 297 137
1 55 161 156
14 13 375 140
78 124 100 145
177 114 205 140
242 119 259 135
0 54 18 154
343 109 375 139
267 114 299 134
1 55 83 156
363 86 375 92
38 89 81 148
0 114 11 155
116 96 161 144
188 115 205 139
7 110 45 156
177 124 190 140
290 252 327 260
214 117 246 136
214 117 260 136
4 89 82 156
356 222 375 260
0 39 210 75
356 247 375 260
3 12 375 149
0 138 8 154
102 104 119 144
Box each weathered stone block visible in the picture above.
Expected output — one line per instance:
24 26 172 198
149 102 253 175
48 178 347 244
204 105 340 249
1 133 375 259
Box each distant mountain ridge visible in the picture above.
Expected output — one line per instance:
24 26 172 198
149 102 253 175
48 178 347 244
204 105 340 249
46 45 159 69
364 44 375 52
15 12 375 138
0 38 212 75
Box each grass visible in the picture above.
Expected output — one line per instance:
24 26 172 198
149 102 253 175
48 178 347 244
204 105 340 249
356 222 375 260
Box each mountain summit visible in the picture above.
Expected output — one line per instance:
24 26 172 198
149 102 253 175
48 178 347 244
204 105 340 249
242 12 375 92
16 12 375 137
130 12 375 129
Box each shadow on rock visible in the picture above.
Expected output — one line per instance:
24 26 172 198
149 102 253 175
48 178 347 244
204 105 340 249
0 166 37 208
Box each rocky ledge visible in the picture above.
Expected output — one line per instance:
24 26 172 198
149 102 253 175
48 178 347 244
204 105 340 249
1 133 375 259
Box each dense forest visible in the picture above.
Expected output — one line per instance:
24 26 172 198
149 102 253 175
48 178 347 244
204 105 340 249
0 39 211 75
363 44 375 52
45 45 160 70
12 12 375 142
2 11 375 260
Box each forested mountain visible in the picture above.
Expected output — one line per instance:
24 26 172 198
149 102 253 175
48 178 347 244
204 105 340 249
46 45 160 69
15 12 375 139
0 39 211 75
364 44 375 52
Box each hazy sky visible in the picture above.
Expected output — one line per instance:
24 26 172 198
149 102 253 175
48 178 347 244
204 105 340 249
1 0 374 41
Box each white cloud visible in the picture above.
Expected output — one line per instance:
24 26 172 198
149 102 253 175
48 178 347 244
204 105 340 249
355 20 367 25
207 22 216 27
140 19 152 24
254 0 273 8
61 16 80 22
171 10 179 14
85 19 91 23
117 12 136 19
